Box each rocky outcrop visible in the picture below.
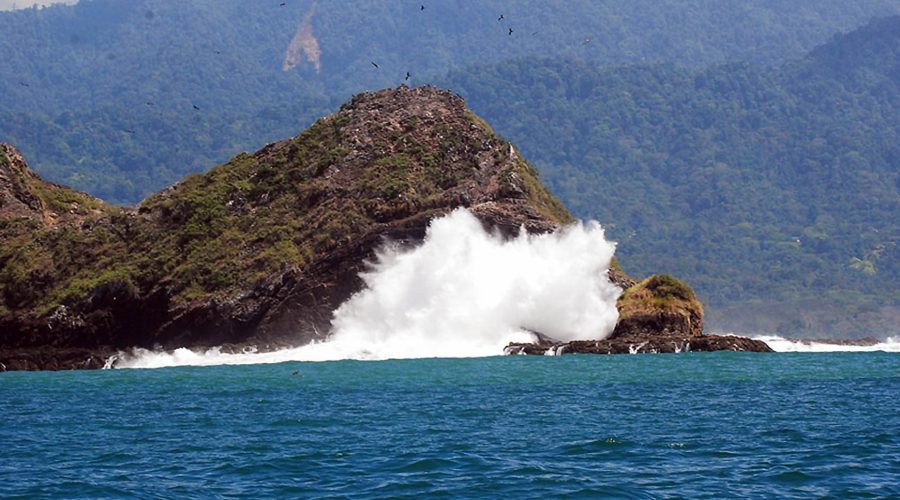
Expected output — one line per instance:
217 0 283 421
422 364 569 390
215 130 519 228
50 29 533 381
612 275 704 338
0 86 573 370
607 267 638 290
0 143 108 225
505 334 773 355
505 274 773 355
0 144 44 220
0 347 114 371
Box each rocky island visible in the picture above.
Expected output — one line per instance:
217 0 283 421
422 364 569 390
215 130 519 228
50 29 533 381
0 86 771 371
506 274 772 355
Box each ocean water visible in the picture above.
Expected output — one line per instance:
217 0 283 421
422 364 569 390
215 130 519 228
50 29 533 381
2 352 898 498
3 211 898 496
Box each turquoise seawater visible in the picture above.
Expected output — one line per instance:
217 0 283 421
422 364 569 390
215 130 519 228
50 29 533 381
2 352 898 498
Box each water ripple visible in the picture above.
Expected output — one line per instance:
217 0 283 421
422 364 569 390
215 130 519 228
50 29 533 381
0 352 897 498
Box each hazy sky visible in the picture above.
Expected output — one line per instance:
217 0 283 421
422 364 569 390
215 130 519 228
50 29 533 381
0 0 78 11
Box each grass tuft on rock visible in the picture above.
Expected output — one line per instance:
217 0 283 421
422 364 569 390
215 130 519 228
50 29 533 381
618 274 703 320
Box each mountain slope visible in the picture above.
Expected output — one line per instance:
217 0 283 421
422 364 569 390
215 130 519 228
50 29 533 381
1 0 897 202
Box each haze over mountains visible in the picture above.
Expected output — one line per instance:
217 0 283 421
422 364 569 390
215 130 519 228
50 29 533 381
0 0 897 336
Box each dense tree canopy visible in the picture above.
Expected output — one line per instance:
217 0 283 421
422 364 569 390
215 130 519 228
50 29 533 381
1 0 896 201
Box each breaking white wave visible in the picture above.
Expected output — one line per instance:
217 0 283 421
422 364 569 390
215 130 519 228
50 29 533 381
749 335 900 353
113 345 356 369
116 208 621 369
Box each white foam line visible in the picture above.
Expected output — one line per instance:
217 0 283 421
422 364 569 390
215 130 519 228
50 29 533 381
745 335 900 353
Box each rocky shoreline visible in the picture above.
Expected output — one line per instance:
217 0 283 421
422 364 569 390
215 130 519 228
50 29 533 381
0 347 114 372
505 333 773 356
505 272 774 356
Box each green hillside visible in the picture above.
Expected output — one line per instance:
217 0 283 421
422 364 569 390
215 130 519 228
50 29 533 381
1 0 897 202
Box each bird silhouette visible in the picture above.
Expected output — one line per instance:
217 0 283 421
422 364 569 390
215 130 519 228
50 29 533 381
123 129 136 134
192 104 200 110
18 82 30 87
420 5 425 10
371 61 379 69
498 14 504 21
280 2 286 6
508 27 514 35
405 71 411 81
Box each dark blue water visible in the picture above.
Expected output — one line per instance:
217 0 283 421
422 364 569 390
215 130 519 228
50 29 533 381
2 352 898 498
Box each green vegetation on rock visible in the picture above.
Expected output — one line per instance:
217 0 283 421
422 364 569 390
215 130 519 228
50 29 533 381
618 275 704 320
0 87 575 350
613 274 705 339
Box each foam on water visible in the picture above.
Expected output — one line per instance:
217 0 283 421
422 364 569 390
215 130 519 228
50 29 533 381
749 335 900 353
117 208 621 369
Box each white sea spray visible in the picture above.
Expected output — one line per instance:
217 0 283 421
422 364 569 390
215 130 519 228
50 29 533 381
748 335 900 353
117 208 621 368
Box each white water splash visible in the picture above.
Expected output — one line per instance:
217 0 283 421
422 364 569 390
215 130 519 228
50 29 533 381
749 335 900 353
117 208 621 369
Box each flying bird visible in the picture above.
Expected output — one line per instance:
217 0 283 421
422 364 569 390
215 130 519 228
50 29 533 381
420 5 425 10
280 2 286 6
18 82 30 87
371 61 379 68
123 129 136 134
582 37 592 45
192 104 200 110
497 14 504 21
508 27 514 36
405 71 411 81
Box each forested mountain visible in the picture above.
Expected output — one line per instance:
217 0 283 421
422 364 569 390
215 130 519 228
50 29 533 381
1 0 897 201
439 16 899 335
0 1 897 336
